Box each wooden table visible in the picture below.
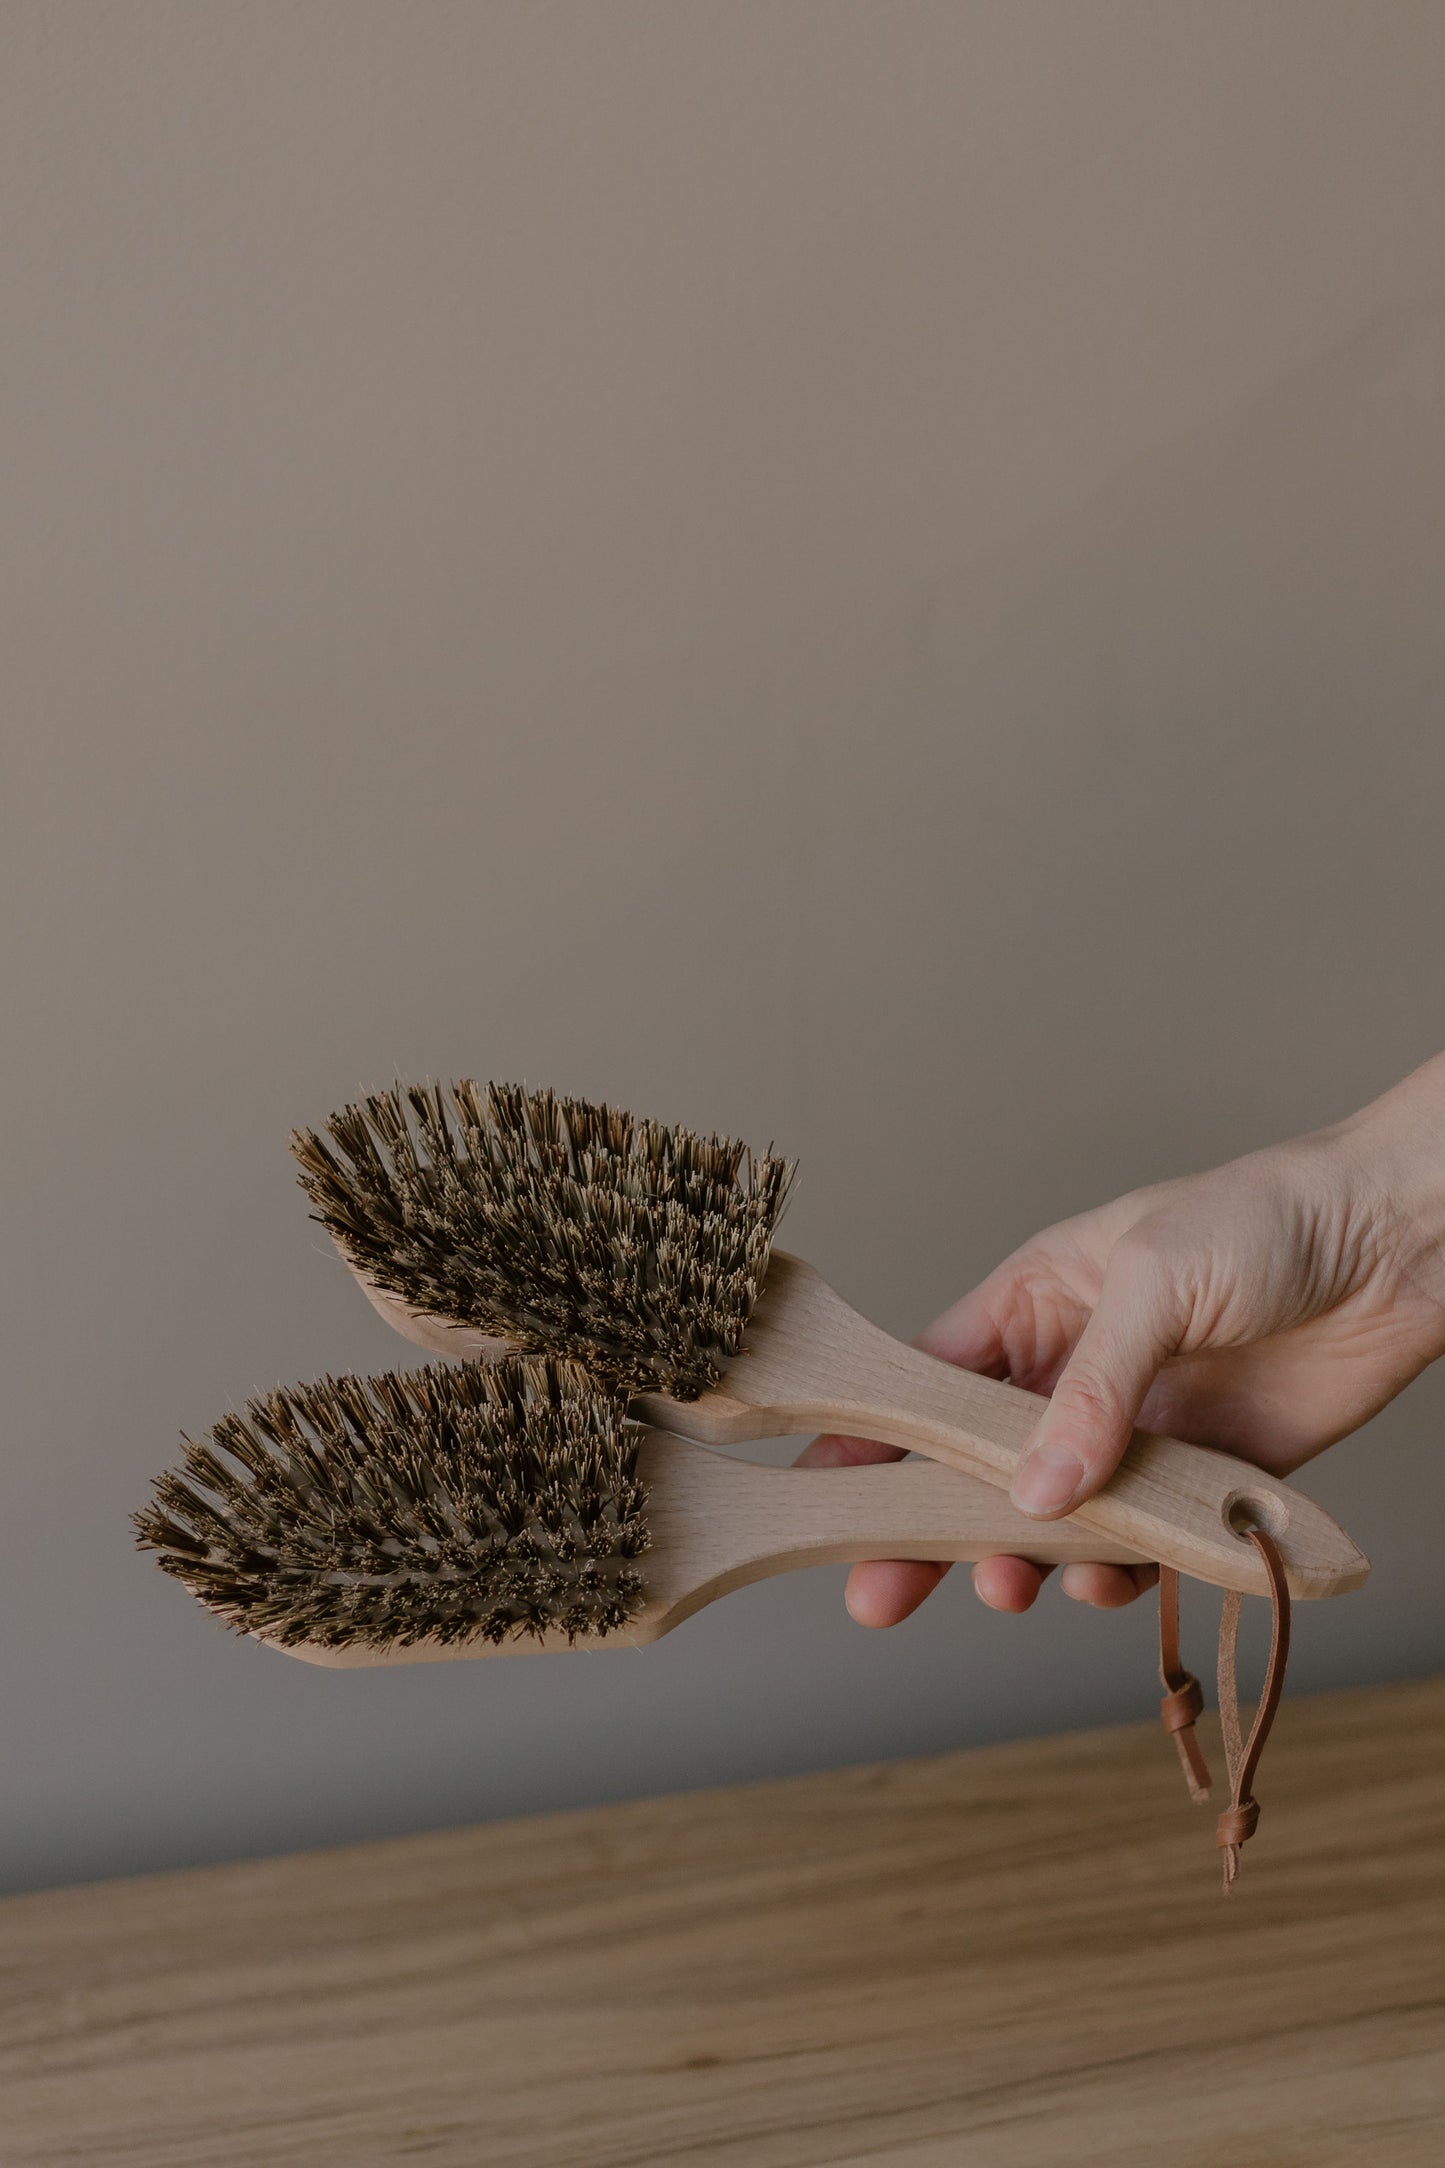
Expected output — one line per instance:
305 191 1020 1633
6 1676 1443 2166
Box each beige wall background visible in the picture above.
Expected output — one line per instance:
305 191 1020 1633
5 1 1445 1894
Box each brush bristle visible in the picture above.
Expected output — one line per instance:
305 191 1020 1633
290 1081 796 1397
134 1356 649 1649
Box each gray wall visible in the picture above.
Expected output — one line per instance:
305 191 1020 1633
5 1 1445 1895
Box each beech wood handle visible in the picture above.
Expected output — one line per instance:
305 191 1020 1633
641 1256 1370 1602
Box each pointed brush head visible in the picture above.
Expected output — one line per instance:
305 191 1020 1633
289 1081 796 1397
135 1356 649 1650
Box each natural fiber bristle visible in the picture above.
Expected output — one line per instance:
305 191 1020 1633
290 1081 796 1398
134 1357 648 1650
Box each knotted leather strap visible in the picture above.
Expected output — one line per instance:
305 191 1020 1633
1215 1526 1291 1890
1156 1527 1292 1888
1157 1565 1211 1804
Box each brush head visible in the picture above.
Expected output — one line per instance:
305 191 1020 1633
135 1356 649 1650
290 1081 796 1398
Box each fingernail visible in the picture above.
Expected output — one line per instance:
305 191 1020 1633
970 1563 1005 1613
1011 1443 1085 1517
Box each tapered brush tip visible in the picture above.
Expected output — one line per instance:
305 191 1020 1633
135 1355 649 1650
289 1080 796 1397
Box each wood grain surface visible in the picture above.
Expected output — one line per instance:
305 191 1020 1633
5 1677 1443 2167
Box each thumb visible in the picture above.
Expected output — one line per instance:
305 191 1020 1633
1009 1242 1185 1517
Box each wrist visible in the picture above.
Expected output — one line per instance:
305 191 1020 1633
1327 1053 1445 1300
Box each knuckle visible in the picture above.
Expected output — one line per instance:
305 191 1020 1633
1112 1220 1172 1278
1053 1364 1123 1437
1110 1220 1190 1312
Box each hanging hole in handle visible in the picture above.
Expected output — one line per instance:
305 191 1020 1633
1223 1488 1289 1541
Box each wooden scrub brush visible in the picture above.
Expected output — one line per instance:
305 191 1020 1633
135 1354 1159 1656
291 1081 1367 1604
136 1079 1370 1887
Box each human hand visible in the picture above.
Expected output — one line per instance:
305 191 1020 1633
797 1055 1445 1622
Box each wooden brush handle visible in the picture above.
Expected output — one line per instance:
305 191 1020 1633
640 1256 1370 1603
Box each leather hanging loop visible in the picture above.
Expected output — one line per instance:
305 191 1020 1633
1215 1526 1292 1890
1156 1531 1292 1886
1158 1565 1212 1804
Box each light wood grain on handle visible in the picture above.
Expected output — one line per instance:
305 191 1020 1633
641 1255 1368 1601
